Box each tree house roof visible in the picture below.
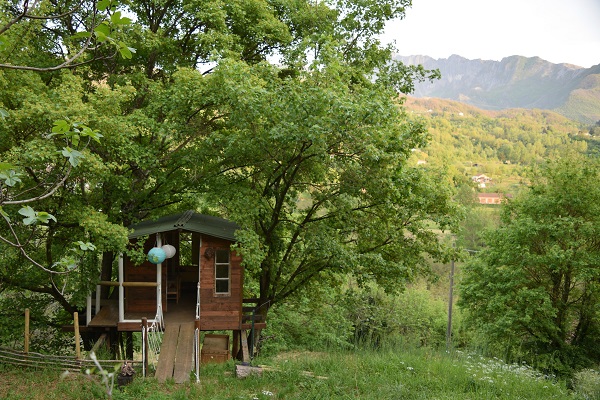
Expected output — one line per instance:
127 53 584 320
128 210 239 241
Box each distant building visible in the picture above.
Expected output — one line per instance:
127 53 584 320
472 174 492 188
478 193 512 205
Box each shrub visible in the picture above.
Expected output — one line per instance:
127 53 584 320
572 369 600 400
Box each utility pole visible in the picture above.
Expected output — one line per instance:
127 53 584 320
446 242 455 351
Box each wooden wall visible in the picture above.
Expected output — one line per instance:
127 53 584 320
199 236 243 330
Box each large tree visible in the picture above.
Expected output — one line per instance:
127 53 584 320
1 0 458 339
193 2 459 315
460 154 600 371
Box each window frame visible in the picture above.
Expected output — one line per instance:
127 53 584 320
214 249 231 296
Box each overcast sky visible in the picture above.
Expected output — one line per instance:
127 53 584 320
380 0 600 68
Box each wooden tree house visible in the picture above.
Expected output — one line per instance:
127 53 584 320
84 211 264 381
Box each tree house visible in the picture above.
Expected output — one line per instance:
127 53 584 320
84 211 264 377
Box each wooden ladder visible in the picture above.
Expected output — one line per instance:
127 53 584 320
154 322 196 383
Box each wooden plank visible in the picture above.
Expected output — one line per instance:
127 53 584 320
173 322 195 384
200 310 240 317
88 306 118 327
240 330 250 363
154 324 180 383
122 281 159 287
201 320 241 331
117 321 143 331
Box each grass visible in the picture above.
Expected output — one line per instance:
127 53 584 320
0 347 588 399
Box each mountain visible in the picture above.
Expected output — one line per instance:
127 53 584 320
394 55 600 124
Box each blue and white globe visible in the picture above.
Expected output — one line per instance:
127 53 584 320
147 247 167 264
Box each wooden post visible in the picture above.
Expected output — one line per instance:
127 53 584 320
95 284 101 316
24 308 30 354
195 319 201 381
74 312 81 360
233 330 240 361
86 295 92 325
118 254 124 323
126 332 134 360
156 234 163 326
142 317 148 377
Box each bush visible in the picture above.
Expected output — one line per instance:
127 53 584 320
259 281 451 354
572 369 600 400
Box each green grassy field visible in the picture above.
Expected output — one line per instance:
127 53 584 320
1 347 592 400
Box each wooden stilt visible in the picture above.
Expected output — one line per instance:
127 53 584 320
233 330 240 360
240 330 250 363
74 312 81 360
126 332 134 360
24 309 30 354
142 318 148 376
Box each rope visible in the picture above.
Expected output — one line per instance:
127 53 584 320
142 306 165 375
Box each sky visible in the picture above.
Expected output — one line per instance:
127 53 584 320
380 0 600 68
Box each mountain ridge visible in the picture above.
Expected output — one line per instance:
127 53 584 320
395 54 600 124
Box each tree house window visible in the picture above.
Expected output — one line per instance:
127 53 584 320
214 250 230 295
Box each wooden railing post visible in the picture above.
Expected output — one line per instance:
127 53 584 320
142 317 148 377
24 308 30 354
195 319 201 382
74 312 81 360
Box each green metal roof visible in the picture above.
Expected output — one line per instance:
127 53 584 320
128 210 239 241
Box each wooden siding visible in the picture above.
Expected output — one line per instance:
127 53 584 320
199 236 243 330
123 231 244 330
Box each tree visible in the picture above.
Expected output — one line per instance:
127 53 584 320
194 2 458 316
1 0 454 341
0 0 134 72
459 154 600 372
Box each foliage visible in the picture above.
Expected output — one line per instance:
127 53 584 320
571 369 600 400
198 58 459 310
258 286 355 355
0 0 133 71
459 154 600 373
260 281 450 355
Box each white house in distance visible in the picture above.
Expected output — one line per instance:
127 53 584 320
472 174 492 188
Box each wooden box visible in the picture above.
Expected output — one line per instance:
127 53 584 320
201 334 230 364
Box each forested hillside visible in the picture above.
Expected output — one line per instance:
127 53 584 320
403 96 590 193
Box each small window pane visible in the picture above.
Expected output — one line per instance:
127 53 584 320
216 250 229 264
215 280 229 293
216 265 229 278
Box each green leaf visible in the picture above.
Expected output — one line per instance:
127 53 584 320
36 212 57 224
72 31 92 39
75 241 97 251
18 206 37 225
18 207 56 225
94 23 111 42
118 45 133 59
0 108 8 119
97 0 111 11
80 126 104 143
111 11 132 26
0 35 7 52
60 147 84 167
0 169 22 186
51 119 71 134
